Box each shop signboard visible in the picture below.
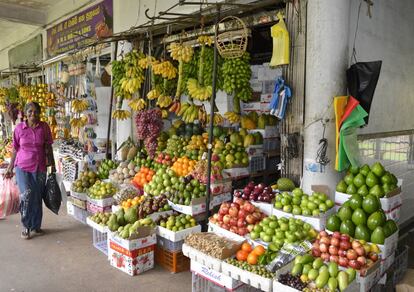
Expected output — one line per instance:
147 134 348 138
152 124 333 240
46 0 113 57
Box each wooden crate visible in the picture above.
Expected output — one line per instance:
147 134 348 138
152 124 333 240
155 245 190 273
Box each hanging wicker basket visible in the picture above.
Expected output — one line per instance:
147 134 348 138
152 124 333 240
216 16 248 59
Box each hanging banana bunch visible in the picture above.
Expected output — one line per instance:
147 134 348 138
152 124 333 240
71 99 89 113
112 96 131 120
224 111 241 123
118 50 145 99
170 42 194 100
128 98 146 111
187 35 213 101
207 113 224 126
176 101 200 123
152 61 177 80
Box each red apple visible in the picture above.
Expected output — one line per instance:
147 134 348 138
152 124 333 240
252 212 262 221
222 223 230 230
245 214 255 224
237 218 247 228
320 236 331 245
234 198 245 206
243 202 255 213
349 259 361 270
221 202 231 209
341 234 350 242
330 255 339 263
230 202 240 209
319 231 328 238
229 218 237 227
217 214 224 222
238 227 248 236
333 231 341 239
229 207 239 218
331 237 340 247
352 240 362 250
212 214 219 220
338 249 347 257
321 253 330 261
313 241 320 251
238 209 247 219
329 245 339 255
355 246 365 257
339 241 351 251
346 249 358 260
230 226 238 234
357 256 366 266
320 243 328 253
339 257 349 267
312 249 322 257
223 215 231 224
368 252 378 262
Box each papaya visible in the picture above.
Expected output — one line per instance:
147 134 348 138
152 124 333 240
243 134 255 147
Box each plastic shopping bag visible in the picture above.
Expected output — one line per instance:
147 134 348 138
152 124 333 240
269 12 290 67
43 173 62 215
0 178 20 218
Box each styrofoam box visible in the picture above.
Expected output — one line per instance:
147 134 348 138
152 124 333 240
86 201 112 214
380 251 395 275
295 208 336 230
191 260 245 290
250 80 263 93
182 243 223 272
108 242 155 276
251 201 273 216
156 225 202 242
261 94 273 103
72 197 87 210
208 222 246 243
86 217 108 233
211 180 233 196
221 261 273 292
258 65 282 81
272 207 294 219
108 231 157 251
223 168 250 179
70 190 87 201
66 201 75 216
262 80 277 93
167 192 231 216
241 102 261 113
86 196 115 208
248 126 279 139
357 259 381 292
246 145 264 157
260 102 270 114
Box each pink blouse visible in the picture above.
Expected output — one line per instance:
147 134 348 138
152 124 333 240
12 121 53 173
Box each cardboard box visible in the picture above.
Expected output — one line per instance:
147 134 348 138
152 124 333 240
261 93 273 103
246 145 264 157
86 201 112 214
210 180 233 196
86 196 115 208
241 102 261 113
86 217 108 233
156 225 202 242
248 126 279 138
108 227 156 250
182 243 223 271
70 190 87 201
251 201 273 216
109 242 155 276
357 258 381 292
250 80 263 93
191 260 245 290
223 167 250 179
262 80 277 93
221 261 273 292
72 197 87 210
167 192 231 216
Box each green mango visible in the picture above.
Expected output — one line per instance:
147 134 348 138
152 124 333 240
353 173 366 188
338 271 349 291
328 261 338 277
371 162 385 177
367 211 386 231
340 220 356 237
355 224 371 242
366 171 379 188
328 277 338 291
291 263 303 276
357 185 369 196
344 173 355 186
349 194 363 210
327 215 341 232
336 180 348 193
346 184 357 195
360 164 371 176
346 268 356 282
362 195 380 214
371 226 386 244
315 269 329 288
349 165 360 175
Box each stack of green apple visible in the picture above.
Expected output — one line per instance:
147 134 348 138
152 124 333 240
143 168 178 196
326 194 398 244
274 188 335 217
166 177 206 206
336 162 399 198
211 140 249 169
249 215 318 250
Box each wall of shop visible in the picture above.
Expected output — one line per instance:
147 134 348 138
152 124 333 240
348 0 414 134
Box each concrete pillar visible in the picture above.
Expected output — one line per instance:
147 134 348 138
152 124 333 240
302 0 351 195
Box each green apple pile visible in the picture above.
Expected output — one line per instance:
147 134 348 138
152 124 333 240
326 194 398 244
274 188 335 217
156 213 197 231
165 135 189 158
88 181 117 199
166 177 206 206
106 207 156 236
336 162 399 198
225 258 274 279
282 254 355 291
71 170 98 193
116 217 156 239
143 168 178 196
89 212 111 226
211 139 249 169
249 215 318 250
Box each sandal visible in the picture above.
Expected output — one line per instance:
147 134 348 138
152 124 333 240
21 228 30 240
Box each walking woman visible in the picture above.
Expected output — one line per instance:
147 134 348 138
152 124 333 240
4 102 55 239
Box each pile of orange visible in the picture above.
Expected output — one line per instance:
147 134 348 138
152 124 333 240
171 156 197 176
121 196 145 209
132 167 155 187
236 243 266 265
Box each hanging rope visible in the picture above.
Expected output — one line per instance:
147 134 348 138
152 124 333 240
316 120 330 166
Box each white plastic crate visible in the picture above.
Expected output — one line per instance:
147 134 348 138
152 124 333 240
393 245 409 285
248 156 265 173
93 228 108 256
263 138 280 152
192 272 261 292
68 202 88 224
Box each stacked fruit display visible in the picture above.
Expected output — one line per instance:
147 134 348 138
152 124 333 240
249 215 317 248
274 177 296 191
97 159 118 179
209 199 266 236
136 194 171 219
154 152 173 166
120 196 145 210
274 188 335 216
132 167 155 188
171 156 197 177
326 194 398 244
211 136 249 169
281 254 356 291
184 134 208 160
166 176 207 206
134 153 157 169
233 182 275 203
336 163 399 198
113 185 141 204
190 159 224 184
88 212 112 226
71 170 98 193
108 161 140 185
156 213 197 231
312 231 379 272
87 181 117 200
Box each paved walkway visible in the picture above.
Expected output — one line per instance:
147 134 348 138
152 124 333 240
0 208 192 292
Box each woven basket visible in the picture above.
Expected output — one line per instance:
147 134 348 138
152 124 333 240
216 16 248 59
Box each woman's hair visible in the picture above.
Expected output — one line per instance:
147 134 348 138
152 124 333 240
24 102 41 113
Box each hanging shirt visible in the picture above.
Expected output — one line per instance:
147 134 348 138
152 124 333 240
12 121 53 173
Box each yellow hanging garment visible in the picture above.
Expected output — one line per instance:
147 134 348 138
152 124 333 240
270 12 290 67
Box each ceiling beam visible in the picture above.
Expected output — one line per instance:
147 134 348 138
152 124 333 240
0 2 47 26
